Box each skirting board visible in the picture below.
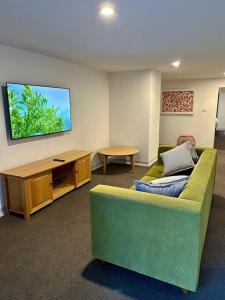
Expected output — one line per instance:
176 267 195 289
107 157 157 167
92 158 157 171
92 162 103 171
0 207 5 218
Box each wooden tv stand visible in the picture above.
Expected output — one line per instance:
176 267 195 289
0 150 92 220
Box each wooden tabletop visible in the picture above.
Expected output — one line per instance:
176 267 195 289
98 147 139 156
0 150 92 178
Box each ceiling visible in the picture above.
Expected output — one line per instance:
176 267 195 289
0 0 225 79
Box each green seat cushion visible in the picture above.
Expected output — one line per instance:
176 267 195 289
145 164 164 178
139 175 156 183
130 176 156 190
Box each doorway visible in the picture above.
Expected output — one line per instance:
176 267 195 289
214 88 225 150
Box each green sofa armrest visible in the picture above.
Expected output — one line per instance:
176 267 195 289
90 185 202 291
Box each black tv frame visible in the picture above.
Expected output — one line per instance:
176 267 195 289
5 82 72 141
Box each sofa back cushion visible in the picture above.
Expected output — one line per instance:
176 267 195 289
179 149 217 202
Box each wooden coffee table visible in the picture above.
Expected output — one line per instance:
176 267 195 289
98 147 140 174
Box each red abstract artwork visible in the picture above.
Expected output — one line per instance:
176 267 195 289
161 90 194 114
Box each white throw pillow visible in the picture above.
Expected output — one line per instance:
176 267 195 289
160 142 195 176
149 175 189 185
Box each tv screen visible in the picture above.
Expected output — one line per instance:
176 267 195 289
6 83 71 140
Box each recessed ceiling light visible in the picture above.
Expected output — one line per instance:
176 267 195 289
171 60 181 68
223 72 225 76
100 2 115 17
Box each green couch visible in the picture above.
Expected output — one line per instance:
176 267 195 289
90 145 217 292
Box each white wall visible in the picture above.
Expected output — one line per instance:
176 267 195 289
109 71 151 164
0 44 109 216
160 78 225 147
109 70 161 165
216 91 225 130
149 71 161 162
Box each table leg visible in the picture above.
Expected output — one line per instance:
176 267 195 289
103 155 108 174
130 155 135 173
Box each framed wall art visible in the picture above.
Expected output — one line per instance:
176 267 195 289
161 90 194 115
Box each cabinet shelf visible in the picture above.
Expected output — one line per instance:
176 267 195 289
53 183 75 200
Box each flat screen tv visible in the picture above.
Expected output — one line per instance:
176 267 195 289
6 82 71 140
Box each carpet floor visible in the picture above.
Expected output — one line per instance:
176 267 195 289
0 153 225 300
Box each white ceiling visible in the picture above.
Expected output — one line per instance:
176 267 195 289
0 0 225 79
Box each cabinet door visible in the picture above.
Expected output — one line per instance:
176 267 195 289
29 172 53 213
75 155 91 188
